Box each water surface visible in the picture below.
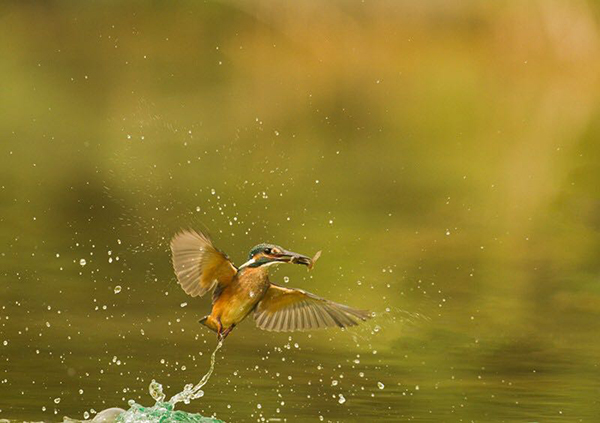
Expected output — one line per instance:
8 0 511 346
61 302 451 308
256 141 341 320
2 1 600 422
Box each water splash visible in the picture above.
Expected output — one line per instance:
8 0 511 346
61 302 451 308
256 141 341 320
116 401 222 423
116 339 225 422
65 340 225 423
168 339 224 406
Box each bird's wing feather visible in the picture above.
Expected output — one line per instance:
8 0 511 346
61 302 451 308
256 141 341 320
254 284 371 332
170 229 237 298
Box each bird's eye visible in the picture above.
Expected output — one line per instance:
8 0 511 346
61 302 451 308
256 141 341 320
264 248 272 254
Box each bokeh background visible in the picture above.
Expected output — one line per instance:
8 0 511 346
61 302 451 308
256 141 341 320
2 1 600 422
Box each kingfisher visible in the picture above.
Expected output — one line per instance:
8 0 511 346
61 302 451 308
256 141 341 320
170 229 371 340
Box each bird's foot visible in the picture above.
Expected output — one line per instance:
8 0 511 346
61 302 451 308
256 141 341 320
216 318 224 340
218 324 235 341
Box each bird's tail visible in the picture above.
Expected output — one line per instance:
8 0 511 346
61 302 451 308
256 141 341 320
199 315 218 333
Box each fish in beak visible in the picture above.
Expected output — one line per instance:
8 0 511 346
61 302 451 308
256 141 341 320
275 249 322 270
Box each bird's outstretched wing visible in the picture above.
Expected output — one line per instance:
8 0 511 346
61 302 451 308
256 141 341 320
170 229 237 298
254 284 371 332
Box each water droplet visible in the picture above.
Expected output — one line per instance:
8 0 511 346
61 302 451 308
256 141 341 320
79 259 87 266
377 382 385 389
331 380 338 386
54 397 61 404
283 276 290 284
83 411 90 419
338 394 346 404
113 286 122 294
149 379 166 403
180 302 188 308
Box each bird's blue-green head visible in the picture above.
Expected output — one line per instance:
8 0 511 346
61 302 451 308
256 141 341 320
240 243 313 269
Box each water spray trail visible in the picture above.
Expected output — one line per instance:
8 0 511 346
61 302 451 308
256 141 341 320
168 339 224 406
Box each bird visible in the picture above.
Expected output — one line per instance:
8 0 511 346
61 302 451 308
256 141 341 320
170 229 371 340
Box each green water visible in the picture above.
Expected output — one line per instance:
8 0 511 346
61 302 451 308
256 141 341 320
2 1 600 422
116 402 223 423
64 403 224 423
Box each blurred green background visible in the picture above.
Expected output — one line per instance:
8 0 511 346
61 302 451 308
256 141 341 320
1 1 600 422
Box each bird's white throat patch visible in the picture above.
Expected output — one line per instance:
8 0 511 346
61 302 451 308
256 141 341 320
239 258 256 269
239 258 284 269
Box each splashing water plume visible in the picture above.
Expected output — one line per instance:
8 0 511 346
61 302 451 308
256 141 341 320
122 340 223 423
168 339 223 406
116 402 222 423
65 341 225 423
118 340 225 422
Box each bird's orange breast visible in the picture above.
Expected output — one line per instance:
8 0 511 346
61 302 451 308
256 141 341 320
210 266 270 328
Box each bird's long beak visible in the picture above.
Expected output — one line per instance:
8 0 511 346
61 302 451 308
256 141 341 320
275 250 321 270
275 250 311 265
